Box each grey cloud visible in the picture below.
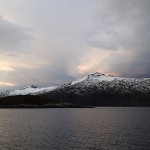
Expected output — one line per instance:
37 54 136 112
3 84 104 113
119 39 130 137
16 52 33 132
0 51 19 57
89 0 150 50
1 60 75 89
33 60 75 86
0 16 32 53
87 0 150 77
88 40 118 50
121 50 150 78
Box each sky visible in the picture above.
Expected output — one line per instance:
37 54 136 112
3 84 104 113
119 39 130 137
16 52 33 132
0 0 150 91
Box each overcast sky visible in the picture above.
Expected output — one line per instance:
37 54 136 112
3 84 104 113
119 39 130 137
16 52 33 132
0 0 150 90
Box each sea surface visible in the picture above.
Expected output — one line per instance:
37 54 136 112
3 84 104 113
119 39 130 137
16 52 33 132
0 107 150 150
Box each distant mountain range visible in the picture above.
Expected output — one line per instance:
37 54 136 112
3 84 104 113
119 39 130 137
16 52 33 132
0 72 150 107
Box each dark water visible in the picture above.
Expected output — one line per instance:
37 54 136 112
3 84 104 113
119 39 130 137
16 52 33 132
0 108 150 150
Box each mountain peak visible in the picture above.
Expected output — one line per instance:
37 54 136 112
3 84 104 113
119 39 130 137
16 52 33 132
71 72 114 85
20 85 38 90
30 85 38 89
88 72 105 77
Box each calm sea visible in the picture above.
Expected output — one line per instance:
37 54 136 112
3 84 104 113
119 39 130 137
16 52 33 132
0 108 150 150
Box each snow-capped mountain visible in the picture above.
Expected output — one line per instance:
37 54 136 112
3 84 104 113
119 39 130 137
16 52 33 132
59 72 150 94
1 72 150 99
1 72 150 106
41 72 150 106
0 85 57 98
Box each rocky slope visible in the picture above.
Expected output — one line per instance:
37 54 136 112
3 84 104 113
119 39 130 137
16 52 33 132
43 72 150 106
0 72 150 106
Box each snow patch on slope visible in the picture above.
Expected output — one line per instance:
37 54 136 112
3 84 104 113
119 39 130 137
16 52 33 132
71 72 131 85
9 86 57 96
0 85 57 97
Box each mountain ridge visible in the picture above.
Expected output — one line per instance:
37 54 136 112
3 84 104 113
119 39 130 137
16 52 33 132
1 72 150 97
0 72 150 107
0 85 57 98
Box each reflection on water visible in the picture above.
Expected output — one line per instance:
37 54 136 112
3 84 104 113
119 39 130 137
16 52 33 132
0 108 150 150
